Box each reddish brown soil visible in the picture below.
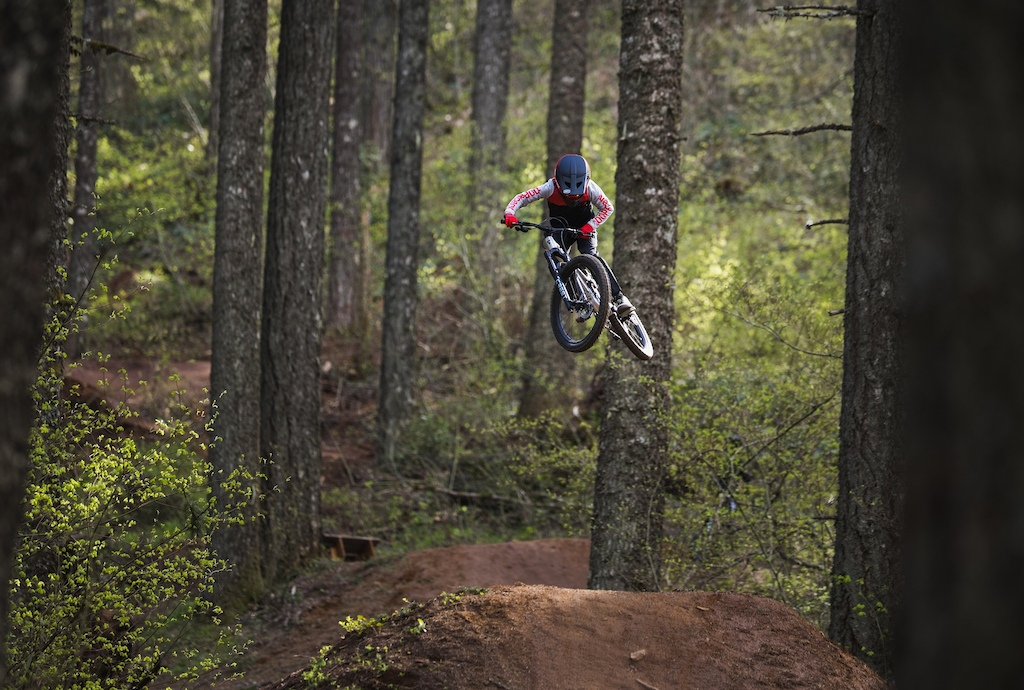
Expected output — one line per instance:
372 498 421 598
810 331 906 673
67 358 886 689
233 541 885 690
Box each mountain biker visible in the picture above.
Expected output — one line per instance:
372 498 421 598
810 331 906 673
502 153 635 318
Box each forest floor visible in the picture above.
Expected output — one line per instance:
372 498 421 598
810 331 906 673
66 354 887 690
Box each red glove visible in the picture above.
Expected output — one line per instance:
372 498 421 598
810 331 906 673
504 213 518 228
580 222 595 237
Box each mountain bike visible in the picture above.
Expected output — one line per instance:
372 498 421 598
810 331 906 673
512 221 654 360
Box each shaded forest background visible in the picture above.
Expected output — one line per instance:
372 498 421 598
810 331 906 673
75 0 852 613
4 0 885 686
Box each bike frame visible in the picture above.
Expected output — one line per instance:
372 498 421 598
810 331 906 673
517 221 583 310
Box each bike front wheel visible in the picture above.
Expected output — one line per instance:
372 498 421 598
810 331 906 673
609 310 654 360
550 254 612 353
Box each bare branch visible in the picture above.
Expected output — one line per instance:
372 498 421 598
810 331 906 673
805 218 848 229
758 5 868 20
71 113 116 127
751 123 852 137
71 35 145 60
719 307 843 360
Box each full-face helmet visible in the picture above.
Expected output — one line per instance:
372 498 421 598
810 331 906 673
553 154 591 201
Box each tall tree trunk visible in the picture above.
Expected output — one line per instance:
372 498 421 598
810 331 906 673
361 0 397 170
207 0 224 161
0 0 70 674
899 2 1024 686
209 0 268 607
827 0 903 678
259 0 334 584
589 0 684 592
378 0 430 467
38 0 72 434
518 0 588 420
326 0 370 351
67 0 108 357
468 0 511 282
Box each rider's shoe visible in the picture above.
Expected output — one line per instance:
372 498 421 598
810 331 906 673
614 293 635 319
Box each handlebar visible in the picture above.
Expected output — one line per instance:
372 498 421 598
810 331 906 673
510 221 584 237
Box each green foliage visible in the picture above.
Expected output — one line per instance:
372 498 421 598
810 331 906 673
7 338 247 687
340 614 384 636
685 15 854 212
74 0 216 361
302 646 335 684
321 405 596 555
664 190 845 627
438 587 487 606
644 13 853 628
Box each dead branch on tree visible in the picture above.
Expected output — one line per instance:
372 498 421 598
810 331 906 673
71 35 145 60
805 218 848 229
751 123 852 137
72 113 117 126
758 5 869 20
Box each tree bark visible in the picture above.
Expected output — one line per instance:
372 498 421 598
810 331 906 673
518 0 588 420
67 0 108 357
361 0 397 170
0 0 70 674
589 0 684 592
378 0 430 467
31 0 73 480
899 2 1024 686
468 0 512 279
259 0 334 584
326 0 370 350
208 0 224 161
209 0 269 606
827 0 903 679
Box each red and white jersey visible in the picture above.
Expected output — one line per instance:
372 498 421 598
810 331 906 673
504 178 614 230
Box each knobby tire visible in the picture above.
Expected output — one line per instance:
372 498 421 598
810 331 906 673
608 310 654 360
550 254 611 353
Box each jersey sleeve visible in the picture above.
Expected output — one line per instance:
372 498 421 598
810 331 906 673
588 180 614 229
505 179 555 215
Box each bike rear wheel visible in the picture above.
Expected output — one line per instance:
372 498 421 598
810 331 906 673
550 254 611 352
609 310 654 360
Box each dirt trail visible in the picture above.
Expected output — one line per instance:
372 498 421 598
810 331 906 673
220 539 884 690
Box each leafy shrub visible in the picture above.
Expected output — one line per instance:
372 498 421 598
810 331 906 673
5 363 247 689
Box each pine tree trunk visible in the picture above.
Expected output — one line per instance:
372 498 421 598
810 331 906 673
589 0 684 592
900 2 1024 686
0 0 71 672
827 0 903 678
38 0 72 432
326 0 370 348
259 0 334 584
209 0 269 605
208 0 224 161
468 0 511 282
518 0 588 420
379 0 430 466
67 0 108 357
361 0 397 170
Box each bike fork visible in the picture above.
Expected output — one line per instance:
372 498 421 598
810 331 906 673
544 238 574 306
